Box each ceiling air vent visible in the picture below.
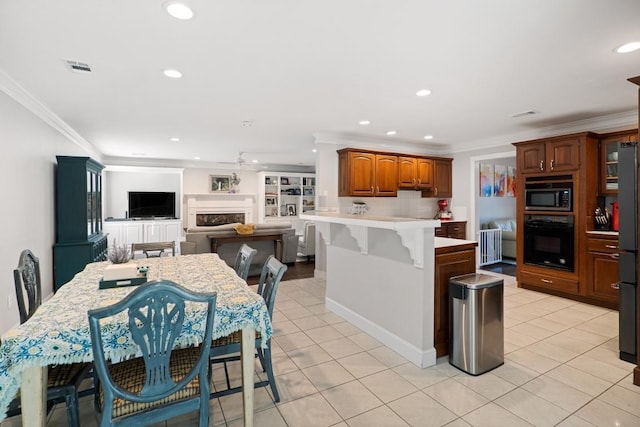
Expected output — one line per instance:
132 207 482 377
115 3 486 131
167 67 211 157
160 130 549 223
64 59 92 73
511 110 536 118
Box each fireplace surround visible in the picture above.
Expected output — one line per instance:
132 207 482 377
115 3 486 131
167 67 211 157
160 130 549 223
185 193 254 228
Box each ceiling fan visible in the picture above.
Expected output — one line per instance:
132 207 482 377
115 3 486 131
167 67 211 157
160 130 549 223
212 152 248 167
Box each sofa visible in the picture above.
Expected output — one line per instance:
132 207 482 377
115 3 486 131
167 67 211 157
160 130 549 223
180 222 298 276
486 218 516 259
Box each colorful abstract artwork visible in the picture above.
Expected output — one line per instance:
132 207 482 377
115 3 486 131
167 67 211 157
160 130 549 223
494 164 507 197
479 163 494 197
507 166 516 197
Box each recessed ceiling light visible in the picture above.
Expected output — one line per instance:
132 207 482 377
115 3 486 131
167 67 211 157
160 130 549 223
170 137 180 142
614 41 640 53
359 120 371 125
164 2 194 20
416 89 431 97
241 120 253 127
163 69 182 79
312 149 317 153
386 131 397 136
193 156 200 160
252 159 259 163
423 135 434 140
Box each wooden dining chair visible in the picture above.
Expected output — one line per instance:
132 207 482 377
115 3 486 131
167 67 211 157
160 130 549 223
88 280 217 427
209 255 287 402
130 241 176 258
233 244 257 280
10 249 93 427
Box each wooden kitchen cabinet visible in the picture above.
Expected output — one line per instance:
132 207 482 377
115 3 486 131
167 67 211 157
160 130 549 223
516 134 583 174
422 159 452 198
398 156 434 190
338 149 398 196
585 234 619 308
434 243 476 356
599 129 638 195
435 221 466 239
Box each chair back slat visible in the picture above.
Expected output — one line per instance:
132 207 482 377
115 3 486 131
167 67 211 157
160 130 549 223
257 256 287 317
128 293 186 395
14 249 42 324
233 244 257 281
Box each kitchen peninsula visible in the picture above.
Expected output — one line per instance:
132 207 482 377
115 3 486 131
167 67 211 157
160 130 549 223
300 212 476 368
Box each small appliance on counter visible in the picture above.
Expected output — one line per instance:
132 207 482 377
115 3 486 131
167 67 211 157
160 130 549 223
350 201 368 215
435 199 453 220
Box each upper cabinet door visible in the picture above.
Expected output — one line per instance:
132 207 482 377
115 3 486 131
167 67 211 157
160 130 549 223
547 137 580 172
375 155 398 196
349 151 376 196
518 142 546 173
416 158 434 189
433 159 452 198
398 157 418 188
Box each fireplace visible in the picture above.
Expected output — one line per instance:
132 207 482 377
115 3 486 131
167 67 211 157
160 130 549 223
185 194 254 228
196 213 245 226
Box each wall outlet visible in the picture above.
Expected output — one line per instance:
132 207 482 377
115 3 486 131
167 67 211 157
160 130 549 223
6 294 13 309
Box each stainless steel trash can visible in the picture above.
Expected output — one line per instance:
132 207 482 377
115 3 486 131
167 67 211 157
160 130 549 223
449 273 504 375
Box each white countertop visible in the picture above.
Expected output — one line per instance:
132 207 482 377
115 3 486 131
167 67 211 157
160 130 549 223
300 211 440 230
434 237 477 248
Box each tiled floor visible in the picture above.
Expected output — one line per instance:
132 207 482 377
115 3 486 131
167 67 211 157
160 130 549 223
5 272 640 426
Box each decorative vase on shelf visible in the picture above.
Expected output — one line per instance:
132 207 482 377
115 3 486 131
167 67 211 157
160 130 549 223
229 173 240 194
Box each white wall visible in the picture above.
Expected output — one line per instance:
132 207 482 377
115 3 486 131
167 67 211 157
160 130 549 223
0 91 99 334
104 169 182 219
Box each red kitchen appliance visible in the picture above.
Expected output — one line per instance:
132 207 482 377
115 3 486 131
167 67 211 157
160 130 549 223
436 199 452 219
611 201 619 231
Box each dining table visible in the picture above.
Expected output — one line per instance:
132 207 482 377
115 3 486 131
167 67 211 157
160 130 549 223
0 253 271 427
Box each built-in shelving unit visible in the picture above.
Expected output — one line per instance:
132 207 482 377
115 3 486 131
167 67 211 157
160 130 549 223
257 172 315 223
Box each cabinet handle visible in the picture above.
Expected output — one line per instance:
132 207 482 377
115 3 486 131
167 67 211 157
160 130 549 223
605 244 618 249
611 282 620 290
610 253 620 259
550 159 555 170
418 178 421 185
371 186 374 193
539 160 544 171
377 186 380 193
434 187 438 196
541 278 553 284
413 178 416 185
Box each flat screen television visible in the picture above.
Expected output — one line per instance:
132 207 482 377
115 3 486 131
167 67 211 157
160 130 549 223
128 191 176 219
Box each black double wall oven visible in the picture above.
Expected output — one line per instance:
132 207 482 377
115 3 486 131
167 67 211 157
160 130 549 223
523 177 575 272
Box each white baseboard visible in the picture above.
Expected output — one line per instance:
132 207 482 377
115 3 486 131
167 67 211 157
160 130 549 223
326 297 436 368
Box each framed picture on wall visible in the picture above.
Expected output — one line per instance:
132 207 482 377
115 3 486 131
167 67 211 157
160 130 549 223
479 164 494 197
286 204 297 216
209 175 230 192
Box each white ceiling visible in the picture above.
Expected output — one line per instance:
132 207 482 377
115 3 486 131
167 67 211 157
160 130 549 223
1 1 639 171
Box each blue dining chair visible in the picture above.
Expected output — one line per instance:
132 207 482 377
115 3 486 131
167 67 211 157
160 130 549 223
210 255 287 402
88 280 217 427
233 244 257 280
7 249 92 427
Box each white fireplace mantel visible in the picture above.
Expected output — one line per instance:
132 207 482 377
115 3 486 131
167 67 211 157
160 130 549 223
185 193 255 228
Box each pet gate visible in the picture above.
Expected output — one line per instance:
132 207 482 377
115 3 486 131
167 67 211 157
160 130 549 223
478 228 502 266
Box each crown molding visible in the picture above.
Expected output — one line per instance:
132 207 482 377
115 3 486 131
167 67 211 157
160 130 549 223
313 131 447 156
0 68 100 158
446 110 638 154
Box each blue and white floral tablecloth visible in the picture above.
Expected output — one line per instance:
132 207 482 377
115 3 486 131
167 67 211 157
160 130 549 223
0 253 272 421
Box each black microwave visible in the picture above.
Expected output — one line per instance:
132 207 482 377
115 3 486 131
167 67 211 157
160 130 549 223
524 182 572 211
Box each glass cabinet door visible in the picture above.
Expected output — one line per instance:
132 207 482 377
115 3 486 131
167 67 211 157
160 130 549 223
87 171 94 236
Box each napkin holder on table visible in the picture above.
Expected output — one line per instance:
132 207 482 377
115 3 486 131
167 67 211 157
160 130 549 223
100 263 147 289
